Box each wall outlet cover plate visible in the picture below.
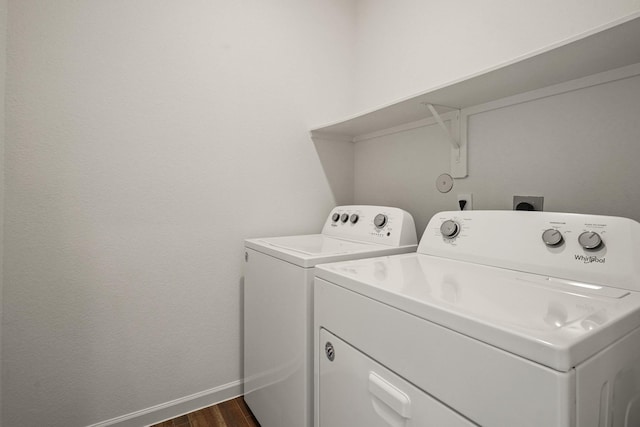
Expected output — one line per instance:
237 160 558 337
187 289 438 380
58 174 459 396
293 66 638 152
513 195 544 211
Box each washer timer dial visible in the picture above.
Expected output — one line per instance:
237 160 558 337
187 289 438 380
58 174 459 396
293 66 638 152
440 220 460 239
374 214 388 229
578 231 603 250
542 229 564 247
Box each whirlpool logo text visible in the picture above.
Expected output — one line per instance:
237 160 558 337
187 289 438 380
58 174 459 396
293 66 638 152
575 254 606 264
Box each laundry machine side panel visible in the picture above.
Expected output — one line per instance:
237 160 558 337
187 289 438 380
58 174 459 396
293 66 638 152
244 248 312 427
576 326 640 427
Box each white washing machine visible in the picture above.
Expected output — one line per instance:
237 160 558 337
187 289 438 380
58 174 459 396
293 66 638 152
315 210 640 427
244 205 417 427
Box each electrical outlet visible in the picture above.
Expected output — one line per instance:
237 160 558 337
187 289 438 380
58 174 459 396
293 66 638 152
457 194 473 210
513 196 544 211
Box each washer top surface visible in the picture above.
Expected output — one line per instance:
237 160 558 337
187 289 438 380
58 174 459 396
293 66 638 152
315 210 640 371
255 235 382 256
245 205 418 268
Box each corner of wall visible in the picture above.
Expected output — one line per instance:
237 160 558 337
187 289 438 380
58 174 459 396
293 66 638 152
312 137 355 205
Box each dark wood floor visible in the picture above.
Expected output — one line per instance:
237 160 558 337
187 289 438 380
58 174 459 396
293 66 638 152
151 397 260 427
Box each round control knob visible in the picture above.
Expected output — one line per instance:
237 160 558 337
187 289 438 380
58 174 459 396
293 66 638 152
349 214 359 224
542 229 564 247
578 231 603 250
340 213 349 223
331 213 340 222
440 220 460 239
373 214 387 229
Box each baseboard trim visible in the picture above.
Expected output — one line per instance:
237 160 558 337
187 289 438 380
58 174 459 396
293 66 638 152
86 380 243 427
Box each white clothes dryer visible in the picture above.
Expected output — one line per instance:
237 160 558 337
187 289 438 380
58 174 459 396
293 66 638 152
244 205 417 427
315 210 640 427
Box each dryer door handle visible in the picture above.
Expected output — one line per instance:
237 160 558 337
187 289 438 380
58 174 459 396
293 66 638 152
368 371 412 419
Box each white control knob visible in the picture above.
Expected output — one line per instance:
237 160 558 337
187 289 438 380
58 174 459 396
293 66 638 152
340 213 349 223
374 214 387 228
578 231 603 250
350 214 359 224
542 229 564 247
331 213 340 222
440 220 460 239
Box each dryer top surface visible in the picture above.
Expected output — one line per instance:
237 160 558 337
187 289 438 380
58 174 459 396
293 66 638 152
316 252 640 371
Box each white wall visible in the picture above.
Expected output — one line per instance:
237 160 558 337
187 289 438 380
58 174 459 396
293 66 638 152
354 124 450 237
353 0 640 111
352 0 640 236
355 74 640 236
3 1 355 426
6 1 640 425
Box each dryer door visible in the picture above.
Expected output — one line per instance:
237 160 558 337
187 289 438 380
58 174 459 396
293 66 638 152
318 329 477 427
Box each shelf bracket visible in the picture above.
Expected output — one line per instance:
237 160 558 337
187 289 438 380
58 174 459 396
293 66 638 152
423 103 467 178
425 103 459 150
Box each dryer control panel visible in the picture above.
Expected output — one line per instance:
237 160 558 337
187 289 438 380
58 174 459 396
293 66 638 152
322 205 417 247
420 211 640 291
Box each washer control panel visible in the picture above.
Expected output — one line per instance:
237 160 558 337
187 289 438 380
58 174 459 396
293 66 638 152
322 205 417 247
420 211 640 291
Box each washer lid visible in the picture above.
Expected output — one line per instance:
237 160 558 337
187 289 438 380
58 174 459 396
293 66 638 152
245 235 415 268
315 253 640 371
259 235 377 255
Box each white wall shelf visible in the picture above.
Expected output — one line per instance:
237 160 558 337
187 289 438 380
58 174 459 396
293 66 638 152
310 13 640 178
